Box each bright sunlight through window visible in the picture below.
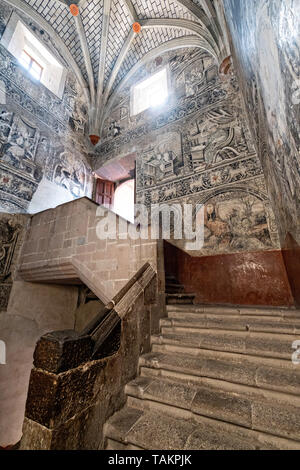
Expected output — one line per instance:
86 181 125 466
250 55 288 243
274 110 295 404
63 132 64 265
1 15 66 98
19 49 43 81
131 68 169 116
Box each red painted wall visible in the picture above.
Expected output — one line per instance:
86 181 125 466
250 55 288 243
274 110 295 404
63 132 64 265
164 241 295 307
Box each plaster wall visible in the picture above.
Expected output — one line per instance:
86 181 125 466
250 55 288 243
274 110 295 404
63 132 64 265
0 281 79 447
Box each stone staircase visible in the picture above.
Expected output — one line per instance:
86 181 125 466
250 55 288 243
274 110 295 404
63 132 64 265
104 303 300 450
165 275 195 305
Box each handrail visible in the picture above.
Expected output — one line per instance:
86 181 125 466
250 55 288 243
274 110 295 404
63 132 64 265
82 262 151 337
21 261 157 449
85 262 155 358
31 262 157 373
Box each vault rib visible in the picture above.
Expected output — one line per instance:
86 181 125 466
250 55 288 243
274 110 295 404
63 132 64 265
101 35 217 133
94 0 112 130
74 12 96 105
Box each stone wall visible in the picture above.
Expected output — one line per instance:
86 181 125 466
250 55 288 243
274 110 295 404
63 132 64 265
20 264 156 450
0 197 163 447
0 1 93 214
93 48 280 257
0 207 80 449
18 197 164 309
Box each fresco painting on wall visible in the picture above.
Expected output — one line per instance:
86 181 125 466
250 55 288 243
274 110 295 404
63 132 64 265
201 192 272 255
0 2 92 213
0 214 22 309
187 107 249 169
140 131 183 186
53 156 88 199
223 0 300 246
95 48 280 256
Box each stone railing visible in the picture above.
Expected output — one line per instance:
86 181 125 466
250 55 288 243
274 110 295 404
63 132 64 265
20 262 157 450
1 197 165 448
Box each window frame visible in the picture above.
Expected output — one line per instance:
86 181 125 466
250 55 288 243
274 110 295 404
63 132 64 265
130 66 170 117
19 49 44 81
0 12 67 99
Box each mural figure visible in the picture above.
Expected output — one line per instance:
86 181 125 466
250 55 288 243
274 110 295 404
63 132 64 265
53 150 87 198
1 116 39 165
0 109 13 140
108 120 121 138
202 193 272 254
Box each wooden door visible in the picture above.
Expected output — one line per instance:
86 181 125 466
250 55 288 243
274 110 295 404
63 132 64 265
95 179 115 207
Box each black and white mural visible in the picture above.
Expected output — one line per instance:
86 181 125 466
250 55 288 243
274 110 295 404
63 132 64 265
0 1 92 214
0 212 28 310
95 48 280 256
223 0 300 247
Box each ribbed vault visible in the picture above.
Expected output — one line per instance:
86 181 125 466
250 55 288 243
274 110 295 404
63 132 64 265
2 0 230 140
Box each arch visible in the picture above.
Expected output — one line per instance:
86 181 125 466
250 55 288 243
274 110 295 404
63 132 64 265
101 35 220 132
139 18 220 60
197 187 270 206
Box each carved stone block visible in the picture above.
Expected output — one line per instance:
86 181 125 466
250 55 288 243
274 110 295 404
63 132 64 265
33 330 94 374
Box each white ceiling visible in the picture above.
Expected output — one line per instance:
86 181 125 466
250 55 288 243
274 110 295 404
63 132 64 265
2 0 229 134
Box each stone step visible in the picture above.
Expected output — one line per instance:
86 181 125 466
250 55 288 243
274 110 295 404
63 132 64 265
162 312 300 335
139 350 300 396
106 438 144 450
152 329 298 360
165 275 178 283
166 294 195 305
166 304 300 318
165 283 185 293
104 406 300 450
125 376 300 441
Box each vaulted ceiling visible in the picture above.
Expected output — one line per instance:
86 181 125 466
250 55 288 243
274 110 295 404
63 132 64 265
3 0 230 135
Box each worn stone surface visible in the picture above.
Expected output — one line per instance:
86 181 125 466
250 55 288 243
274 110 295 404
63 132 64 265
153 329 298 360
21 267 156 449
105 303 300 449
33 331 94 373
252 402 300 441
104 407 144 444
191 387 252 428
126 410 197 450
20 418 53 451
185 425 257 451
25 358 107 428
